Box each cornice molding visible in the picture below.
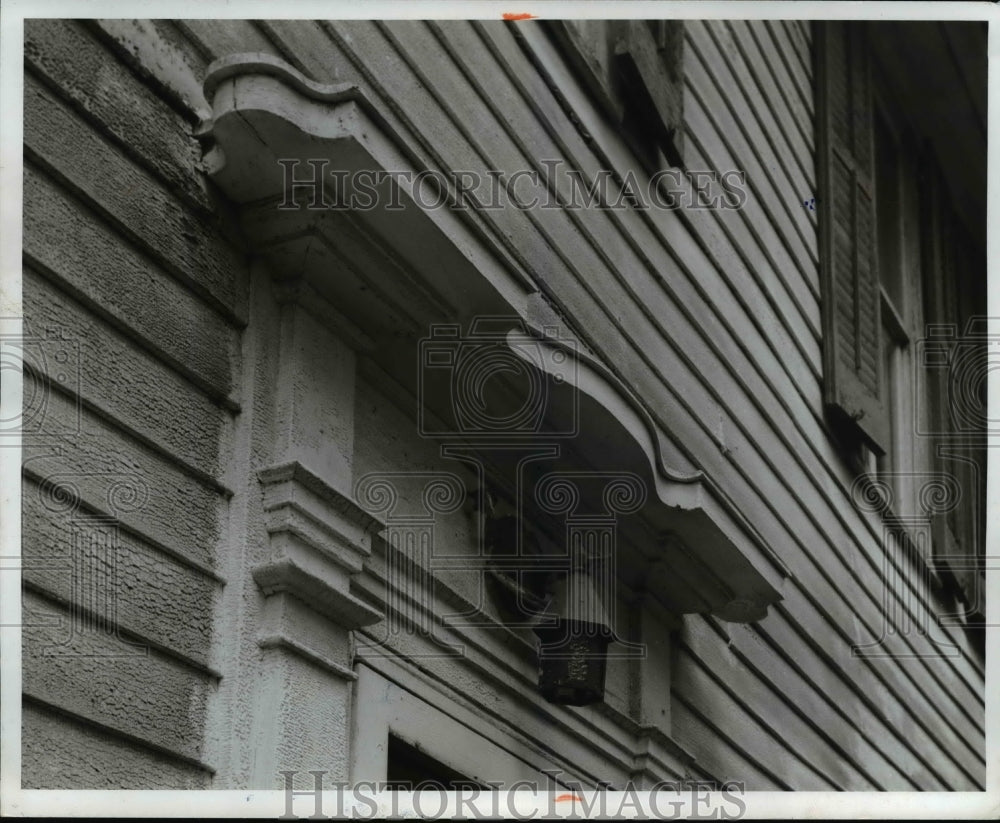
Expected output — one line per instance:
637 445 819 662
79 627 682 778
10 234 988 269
205 55 787 624
254 460 384 629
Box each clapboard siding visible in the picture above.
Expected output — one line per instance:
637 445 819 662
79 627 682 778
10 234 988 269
22 476 220 668
724 21 816 192
314 19 984 788
23 267 229 481
680 134 821 387
698 613 926 790
762 596 947 787
387 18 827 446
23 164 237 402
739 21 816 167
681 616 882 790
174 19 282 62
687 23 819 294
673 641 840 790
767 21 814 121
681 74 821 352
670 698 787 789
782 19 813 81
256 19 359 84
24 19 212 216
445 21 827 457
23 70 245 323
22 18 241 787
22 591 215 764
469 20 826 437
23 700 210 789
363 20 560 286
435 17 826 435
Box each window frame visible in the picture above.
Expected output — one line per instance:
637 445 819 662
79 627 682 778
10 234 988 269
817 22 986 620
547 19 685 170
870 78 927 524
349 661 569 786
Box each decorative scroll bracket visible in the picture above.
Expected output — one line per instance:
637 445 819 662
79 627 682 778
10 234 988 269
203 54 789 625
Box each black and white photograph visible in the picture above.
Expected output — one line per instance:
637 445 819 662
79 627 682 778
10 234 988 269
0 1 995 818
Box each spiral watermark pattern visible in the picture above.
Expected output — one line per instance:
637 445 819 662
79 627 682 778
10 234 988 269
916 474 962 515
354 475 400 518
850 473 893 514
603 474 647 515
421 474 467 516
38 476 82 515
417 317 579 440
0 321 81 444
107 478 150 515
535 475 581 516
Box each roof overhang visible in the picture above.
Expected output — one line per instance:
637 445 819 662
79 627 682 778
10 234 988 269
202 53 789 622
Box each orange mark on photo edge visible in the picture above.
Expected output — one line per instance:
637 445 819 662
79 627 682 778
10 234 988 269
503 12 537 21
555 794 583 802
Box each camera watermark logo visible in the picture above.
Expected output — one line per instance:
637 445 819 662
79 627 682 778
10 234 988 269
418 318 578 440
357 315 651 673
914 317 998 438
0 321 81 444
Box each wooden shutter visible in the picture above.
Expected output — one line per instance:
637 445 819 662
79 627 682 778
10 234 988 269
549 20 684 168
613 20 684 167
815 21 887 453
548 21 622 122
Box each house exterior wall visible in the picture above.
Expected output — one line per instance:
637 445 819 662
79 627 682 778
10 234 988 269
21 18 245 788
20 18 985 793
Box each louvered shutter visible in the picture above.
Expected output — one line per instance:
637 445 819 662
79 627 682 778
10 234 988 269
815 21 888 453
613 20 684 167
549 20 684 169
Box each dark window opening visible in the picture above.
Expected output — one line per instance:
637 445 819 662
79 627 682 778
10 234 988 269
385 735 481 790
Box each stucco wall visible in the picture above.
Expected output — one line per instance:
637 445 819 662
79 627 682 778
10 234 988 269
22 18 244 788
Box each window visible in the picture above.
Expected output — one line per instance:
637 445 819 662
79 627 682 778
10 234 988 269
350 665 555 785
815 21 887 456
385 735 480 790
920 169 988 614
872 96 920 518
549 20 684 169
816 21 987 616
